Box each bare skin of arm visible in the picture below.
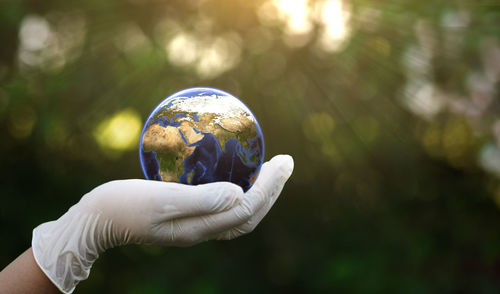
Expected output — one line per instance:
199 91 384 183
0 248 60 294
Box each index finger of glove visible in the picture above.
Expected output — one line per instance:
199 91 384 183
216 154 294 240
86 179 243 222
247 154 294 208
153 183 268 246
148 181 244 222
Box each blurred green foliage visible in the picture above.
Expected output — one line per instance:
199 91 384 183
1 0 500 292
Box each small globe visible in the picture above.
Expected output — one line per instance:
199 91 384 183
139 87 265 192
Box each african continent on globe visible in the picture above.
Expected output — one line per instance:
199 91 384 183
139 87 265 192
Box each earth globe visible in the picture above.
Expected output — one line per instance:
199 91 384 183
139 87 265 192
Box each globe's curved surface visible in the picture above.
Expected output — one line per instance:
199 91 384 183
139 87 265 192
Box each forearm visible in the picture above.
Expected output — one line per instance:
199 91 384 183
0 248 60 294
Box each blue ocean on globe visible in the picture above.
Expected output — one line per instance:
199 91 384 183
139 87 265 192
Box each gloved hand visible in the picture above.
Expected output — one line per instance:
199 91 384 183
32 154 294 293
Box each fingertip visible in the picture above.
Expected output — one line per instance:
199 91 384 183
209 182 244 211
248 154 293 197
269 154 294 179
266 154 294 179
219 182 244 199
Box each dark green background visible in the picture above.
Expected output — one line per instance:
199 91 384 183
1 0 500 293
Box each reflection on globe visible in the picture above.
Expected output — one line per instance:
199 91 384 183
139 87 265 192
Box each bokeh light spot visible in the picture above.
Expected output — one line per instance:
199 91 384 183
403 82 446 120
421 124 442 158
274 0 312 35
371 37 391 57
19 15 51 51
18 12 86 72
94 109 142 153
479 144 500 178
8 106 37 139
115 23 152 57
196 33 242 79
258 0 313 47
303 111 335 142
166 31 241 79
316 0 351 52
442 118 472 166
303 112 341 163
353 116 379 143
167 32 199 67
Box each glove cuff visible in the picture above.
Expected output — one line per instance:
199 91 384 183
32 210 104 293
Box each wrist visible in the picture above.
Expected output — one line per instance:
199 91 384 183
32 203 104 293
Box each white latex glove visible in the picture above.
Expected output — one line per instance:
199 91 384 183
32 154 294 293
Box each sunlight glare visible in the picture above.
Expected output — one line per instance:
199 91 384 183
167 32 199 66
317 0 351 52
196 33 242 79
166 30 241 79
274 0 313 35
